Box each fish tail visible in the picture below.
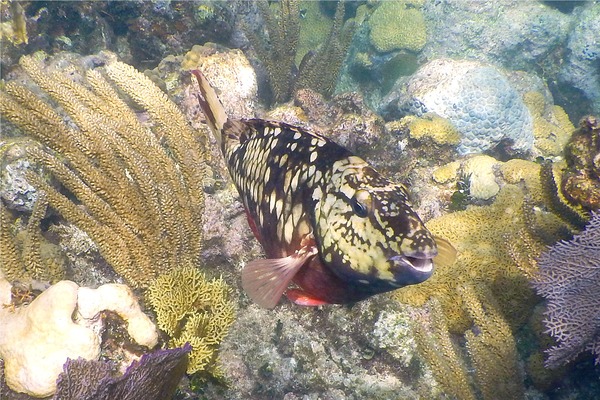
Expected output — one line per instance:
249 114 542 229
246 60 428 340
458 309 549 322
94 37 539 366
191 70 228 147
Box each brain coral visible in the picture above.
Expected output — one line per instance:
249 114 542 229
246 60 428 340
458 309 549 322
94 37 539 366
382 58 534 155
369 0 427 53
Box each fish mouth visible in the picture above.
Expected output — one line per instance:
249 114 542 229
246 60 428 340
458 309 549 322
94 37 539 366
388 255 434 275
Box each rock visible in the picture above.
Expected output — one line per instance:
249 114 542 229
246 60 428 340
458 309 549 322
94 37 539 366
181 44 258 120
421 0 570 71
0 279 157 397
558 3 600 120
381 58 534 156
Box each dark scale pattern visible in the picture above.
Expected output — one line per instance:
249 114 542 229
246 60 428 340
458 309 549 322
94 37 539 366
222 119 351 258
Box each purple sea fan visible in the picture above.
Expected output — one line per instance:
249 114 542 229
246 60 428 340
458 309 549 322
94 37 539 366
533 212 600 368
53 343 191 400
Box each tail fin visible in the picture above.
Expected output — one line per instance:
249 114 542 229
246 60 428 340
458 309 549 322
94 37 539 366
191 70 228 147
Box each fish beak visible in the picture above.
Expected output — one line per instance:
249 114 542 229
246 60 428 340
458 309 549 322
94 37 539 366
388 255 434 273
387 255 434 285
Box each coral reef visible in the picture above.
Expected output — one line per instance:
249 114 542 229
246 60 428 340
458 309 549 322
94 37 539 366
460 285 525 399
561 116 600 211
381 58 534 156
244 0 299 103
0 1 27 46
245 0 358 103
147 266 235 375
413 300 475 400
0 51 206 288
460 155 500 201
523 91 574 157
0 278 157 397
209 298 437 399
421 0 570 70
0 191 66 284
403 113 460 146
413 286 525 400
293 1 358 99
394 184 550 333
1 138 45 213
558 3 600 119
368 0 426 53
52 344 191 400
532 212 600 368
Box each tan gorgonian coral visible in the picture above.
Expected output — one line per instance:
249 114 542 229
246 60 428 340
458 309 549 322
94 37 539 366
0 53 206 287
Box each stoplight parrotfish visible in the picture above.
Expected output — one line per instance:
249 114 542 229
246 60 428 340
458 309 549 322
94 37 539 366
192 70 456 308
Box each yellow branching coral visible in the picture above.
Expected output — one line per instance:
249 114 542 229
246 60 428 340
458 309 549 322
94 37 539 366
0 191 65 283
413 287 525 399
413 300 476 400
0 1 28 46
460 285 525 399
147 266 235 375
394 184 563 332
0 53 206 288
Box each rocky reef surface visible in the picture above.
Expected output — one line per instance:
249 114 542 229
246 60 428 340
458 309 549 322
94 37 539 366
1 1 600 399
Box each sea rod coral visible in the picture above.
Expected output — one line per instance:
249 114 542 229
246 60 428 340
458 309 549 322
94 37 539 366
533 212 600 368
0 52 206 288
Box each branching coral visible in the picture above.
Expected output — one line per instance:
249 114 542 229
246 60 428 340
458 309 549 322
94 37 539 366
246 0 300 103
293 1 358 99
0 190 65 283
0 52 206 288
460 285 525 399
147 266 235 375
394 185 542 333
413 286 525 400
413 300 475 400
0 1 28 46
246 0 358 103
532 212 600 368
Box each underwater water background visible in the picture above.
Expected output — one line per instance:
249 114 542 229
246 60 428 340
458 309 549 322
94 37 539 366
1 1 599 399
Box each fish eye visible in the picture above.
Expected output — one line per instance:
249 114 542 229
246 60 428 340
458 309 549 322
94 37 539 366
351 197 369 218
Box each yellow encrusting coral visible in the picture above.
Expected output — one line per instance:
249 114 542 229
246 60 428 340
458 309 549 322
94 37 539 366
147 266 235 375
523 91 574 156
406 114 461 146
0 53 206 288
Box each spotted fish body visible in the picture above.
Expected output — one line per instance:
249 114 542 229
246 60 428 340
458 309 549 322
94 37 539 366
193 71 455 308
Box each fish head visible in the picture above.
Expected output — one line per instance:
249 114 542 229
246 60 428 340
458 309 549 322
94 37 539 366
313 157 451 293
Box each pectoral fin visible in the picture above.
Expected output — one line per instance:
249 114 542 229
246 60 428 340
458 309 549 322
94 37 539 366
241 246 317 309
433 236 457 267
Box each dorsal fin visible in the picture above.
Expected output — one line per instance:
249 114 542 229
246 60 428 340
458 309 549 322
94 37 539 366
191 70 228 147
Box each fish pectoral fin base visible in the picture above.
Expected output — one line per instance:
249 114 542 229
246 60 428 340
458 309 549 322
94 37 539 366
432 236 457 267
285 289 330 307
242 247 317 309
